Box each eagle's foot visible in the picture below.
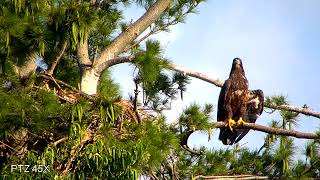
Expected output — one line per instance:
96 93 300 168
237 117 245 125
225 118 236 132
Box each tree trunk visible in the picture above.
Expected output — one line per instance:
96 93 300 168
80 68 100 95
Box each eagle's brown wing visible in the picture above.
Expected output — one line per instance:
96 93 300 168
218 79 238 145
234 89 264 144
217 79 232 122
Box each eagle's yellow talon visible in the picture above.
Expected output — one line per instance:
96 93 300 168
237 117 245 125
225 118 236 132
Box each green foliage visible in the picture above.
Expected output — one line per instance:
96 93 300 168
178 103 213 134
98 70 121 102
265 95 288 106
134 39 190 110
0 86 69 139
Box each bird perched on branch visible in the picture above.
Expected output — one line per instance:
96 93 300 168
217 58 264 145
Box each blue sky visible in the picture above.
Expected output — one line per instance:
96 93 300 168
112 0 320 157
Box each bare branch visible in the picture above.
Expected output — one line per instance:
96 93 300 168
265 104 320 119
96 55 135 74
212 122 319 139
94 0 171 68
39 74 96 101
169 64 224 87
47 40 68 75
0 140 19 152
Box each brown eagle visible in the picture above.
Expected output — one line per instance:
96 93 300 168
217 58 264 145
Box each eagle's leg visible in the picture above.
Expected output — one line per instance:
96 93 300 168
225 118 236 132
237 117 245 125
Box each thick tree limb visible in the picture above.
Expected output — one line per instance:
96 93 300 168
47 40 68 75
96 55 135 74
212 122 319 139
93 0 171 68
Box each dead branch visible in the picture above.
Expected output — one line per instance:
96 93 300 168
212 122 319 139
47 40 68 75
51 137 68 147
0 140 19 152
169 64 224 87
39 73 96 101
265 103 320 119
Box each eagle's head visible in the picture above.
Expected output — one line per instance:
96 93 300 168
230 58 245 76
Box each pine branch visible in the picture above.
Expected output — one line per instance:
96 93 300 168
265 103 320 119
61 115 100 175
212 122 319 139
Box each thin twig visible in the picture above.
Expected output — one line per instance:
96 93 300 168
0 140 19 152
51 137 68 147
47 40 68 75
39 74 96 101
